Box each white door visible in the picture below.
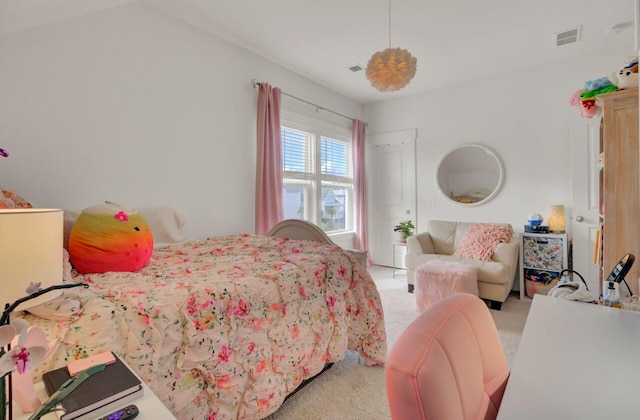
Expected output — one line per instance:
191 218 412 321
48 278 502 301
367 130 417 267
570 114 601 297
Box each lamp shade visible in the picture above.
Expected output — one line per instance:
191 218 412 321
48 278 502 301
547 205 565 233
366 47 417 92
0 209 63 311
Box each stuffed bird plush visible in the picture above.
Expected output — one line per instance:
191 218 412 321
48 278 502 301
69 203 153 274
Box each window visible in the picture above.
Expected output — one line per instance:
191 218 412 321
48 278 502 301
281 124 353 233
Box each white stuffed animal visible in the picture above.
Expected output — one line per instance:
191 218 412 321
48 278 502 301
615 61 638 89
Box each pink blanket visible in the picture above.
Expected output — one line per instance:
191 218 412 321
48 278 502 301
24 234 386 419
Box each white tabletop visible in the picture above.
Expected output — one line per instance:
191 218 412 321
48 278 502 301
13 375 175 419
498 295 640 419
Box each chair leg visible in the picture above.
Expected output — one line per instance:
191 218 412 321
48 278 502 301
489 300 502 310
408 284 414 293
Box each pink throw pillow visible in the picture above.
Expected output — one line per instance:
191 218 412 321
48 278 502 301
453 224 513 262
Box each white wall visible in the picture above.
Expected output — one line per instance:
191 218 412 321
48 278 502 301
364 44 634 239
1 0 634 251
0 1 363 239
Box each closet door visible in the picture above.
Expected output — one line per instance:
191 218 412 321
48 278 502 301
367 130 417 266
570 114 600 296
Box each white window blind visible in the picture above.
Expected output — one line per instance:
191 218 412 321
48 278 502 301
282 128 313 175
321 137 350 178
281 125 353 233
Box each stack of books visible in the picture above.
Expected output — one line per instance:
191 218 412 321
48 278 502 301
524 224 549 233
42 353 143 420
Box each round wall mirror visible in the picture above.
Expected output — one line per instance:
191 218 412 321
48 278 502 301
436 144 504 206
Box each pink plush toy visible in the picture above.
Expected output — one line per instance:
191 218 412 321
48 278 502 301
569 89 585 106
69 203 153 274
569 89 598 119
580 99 597 118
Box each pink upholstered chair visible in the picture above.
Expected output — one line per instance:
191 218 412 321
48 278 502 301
386 293 509 420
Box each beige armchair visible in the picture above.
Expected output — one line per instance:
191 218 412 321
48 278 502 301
405 220 519 310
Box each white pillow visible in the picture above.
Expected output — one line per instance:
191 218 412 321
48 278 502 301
67 202 194 249
136 205 195 248
104 202 194 248
24 250 83 320
63 209 80 250
26 294 82 321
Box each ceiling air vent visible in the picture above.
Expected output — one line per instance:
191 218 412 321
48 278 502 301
348 64 364 72
555 26 581 47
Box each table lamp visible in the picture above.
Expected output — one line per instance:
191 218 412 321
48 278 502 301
0 209 86 420
0 209 64 312
547 205 565 233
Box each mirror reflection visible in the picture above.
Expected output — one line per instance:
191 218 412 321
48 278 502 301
436 144 504 206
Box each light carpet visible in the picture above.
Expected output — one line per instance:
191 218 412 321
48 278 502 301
267 265 531 420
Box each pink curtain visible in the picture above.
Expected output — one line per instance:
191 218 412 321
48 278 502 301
255 83 283 235
352 119 372 266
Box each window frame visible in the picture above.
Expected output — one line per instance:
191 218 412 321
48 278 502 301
281 116 354 234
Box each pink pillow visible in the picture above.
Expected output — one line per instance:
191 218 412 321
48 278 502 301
453 224 513 262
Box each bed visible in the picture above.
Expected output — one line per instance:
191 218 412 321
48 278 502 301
18 217 386 419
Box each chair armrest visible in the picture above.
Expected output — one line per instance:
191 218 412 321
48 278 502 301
407 232 435 255
492 241 519 267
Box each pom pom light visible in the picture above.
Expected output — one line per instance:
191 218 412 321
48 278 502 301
366 48 417 92
366 0 417 92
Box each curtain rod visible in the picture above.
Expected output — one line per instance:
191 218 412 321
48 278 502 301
251 79 358 123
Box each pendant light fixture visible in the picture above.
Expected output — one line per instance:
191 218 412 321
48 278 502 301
366 0 417 92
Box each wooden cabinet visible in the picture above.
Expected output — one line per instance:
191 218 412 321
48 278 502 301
595 89 639 297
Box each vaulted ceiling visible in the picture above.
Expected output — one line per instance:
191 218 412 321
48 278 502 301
1 0 635 103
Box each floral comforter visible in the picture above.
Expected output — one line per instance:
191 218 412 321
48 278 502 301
23 234 386 419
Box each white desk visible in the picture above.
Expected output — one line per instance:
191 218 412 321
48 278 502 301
498 295 640 419
13 377 175 419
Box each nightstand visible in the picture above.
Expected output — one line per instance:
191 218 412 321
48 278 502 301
520 232 569 299
12 375 175 420
392 242 408 278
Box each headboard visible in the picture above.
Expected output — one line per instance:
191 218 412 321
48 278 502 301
267 219 338 246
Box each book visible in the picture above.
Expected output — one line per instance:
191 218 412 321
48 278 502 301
42 353 144 420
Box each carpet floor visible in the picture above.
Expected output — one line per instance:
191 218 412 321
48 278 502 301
267 265 531 420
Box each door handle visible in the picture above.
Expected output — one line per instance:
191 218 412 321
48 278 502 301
575 216 584 222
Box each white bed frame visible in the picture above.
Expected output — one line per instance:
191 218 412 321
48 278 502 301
267 219 338 246
267 219 368 268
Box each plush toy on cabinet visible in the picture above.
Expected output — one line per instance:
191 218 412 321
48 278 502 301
569 57 638 119
584 77 613 91
569 89 598 119
569 76 617 119
613 59 638 89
